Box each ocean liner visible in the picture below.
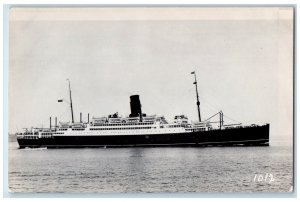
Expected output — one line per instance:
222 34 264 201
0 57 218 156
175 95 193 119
16 73 269 148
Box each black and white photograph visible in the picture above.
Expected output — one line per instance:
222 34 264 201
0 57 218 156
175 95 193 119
7 6 294 194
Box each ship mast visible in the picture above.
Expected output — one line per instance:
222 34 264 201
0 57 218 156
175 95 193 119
67 79 74 123
191 71 201 122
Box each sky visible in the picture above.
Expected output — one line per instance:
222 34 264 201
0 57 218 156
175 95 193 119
9 7 294 145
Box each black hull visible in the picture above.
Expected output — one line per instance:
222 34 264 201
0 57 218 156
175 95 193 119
17 124 269 148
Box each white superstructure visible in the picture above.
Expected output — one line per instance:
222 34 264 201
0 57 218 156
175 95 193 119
16 114 213 139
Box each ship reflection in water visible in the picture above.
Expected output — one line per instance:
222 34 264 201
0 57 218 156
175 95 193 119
9 140 292 193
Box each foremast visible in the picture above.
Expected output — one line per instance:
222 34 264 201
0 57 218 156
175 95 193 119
67 79 74 123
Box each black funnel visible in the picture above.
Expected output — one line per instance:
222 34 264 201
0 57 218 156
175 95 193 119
129 95 142 121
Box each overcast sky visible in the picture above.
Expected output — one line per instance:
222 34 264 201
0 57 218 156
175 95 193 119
9 7 293 145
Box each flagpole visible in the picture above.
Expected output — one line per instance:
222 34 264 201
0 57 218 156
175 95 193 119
191 71 201 122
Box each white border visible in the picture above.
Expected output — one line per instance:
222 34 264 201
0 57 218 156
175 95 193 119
1 1 298 201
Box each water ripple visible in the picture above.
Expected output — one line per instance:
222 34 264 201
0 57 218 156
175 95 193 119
9 142 293 193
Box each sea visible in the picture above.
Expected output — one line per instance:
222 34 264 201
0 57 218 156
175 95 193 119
8 138 293 194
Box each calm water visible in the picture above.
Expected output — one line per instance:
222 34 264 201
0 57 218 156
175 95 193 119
9 140 293 193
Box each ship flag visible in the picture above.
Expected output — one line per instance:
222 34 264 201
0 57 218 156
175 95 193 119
58 99 63 102
191 71 195 74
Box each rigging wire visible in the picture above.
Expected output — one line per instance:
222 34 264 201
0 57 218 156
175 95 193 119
223 114 241 124
57 106 72 123
36 104 71 129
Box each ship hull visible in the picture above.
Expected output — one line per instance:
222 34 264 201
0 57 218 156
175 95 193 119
17 124 269 148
